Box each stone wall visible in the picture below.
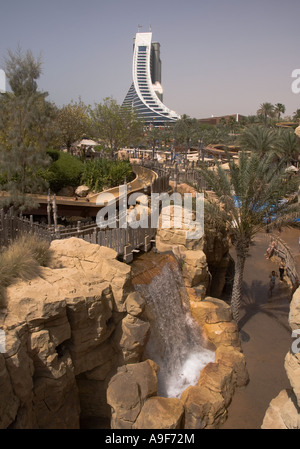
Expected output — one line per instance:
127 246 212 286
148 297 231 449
261 287 300 429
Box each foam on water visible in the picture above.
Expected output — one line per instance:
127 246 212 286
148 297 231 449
162 349 215 398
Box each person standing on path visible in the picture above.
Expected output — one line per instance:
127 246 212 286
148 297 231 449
269 270 278 296
279 261 285 282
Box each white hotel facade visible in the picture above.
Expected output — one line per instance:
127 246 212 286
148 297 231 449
122 31 180 126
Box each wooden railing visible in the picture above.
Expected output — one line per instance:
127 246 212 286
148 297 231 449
0 208 155 263
272 236 299 287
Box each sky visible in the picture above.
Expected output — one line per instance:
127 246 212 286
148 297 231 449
0 0 300 119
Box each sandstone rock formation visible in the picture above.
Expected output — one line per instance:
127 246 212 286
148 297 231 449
107 360 158 429
262 286 300 428
133 397 184 429
180 296 248 428
155 204 230 299
0 238 149 428
0 234 247 430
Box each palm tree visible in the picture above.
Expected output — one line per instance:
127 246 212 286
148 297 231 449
274 103 286 121
293 109 300 122
276 128 300 164
198 150 299 324
239 125 276 155
257 102 275 124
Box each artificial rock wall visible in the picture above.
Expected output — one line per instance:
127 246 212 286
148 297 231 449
0 238 150 428
262 287 300 429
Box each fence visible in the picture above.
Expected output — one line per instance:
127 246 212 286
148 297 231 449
0 163 175 262
272 236 299 287
0 208 156 263
142 160 208 191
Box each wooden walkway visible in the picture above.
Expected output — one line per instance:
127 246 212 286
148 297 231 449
0 165 170 263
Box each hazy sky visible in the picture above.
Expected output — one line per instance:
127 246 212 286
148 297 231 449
0 0 300 119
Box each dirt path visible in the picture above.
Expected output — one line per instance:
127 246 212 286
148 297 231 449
220 228 299 429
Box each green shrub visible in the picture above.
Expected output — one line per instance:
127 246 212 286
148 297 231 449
46 149 60 162
81 158 133 192
0 234 52 307
42 151 84 193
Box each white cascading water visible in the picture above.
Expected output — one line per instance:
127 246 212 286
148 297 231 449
134 260 215 398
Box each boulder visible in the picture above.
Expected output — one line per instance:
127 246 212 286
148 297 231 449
262 286 300 428
295 125 300 139
190 297 232 325
215 345 249 387
285 351 300 408
190 296 240 349
261 389 300 429
107 360 158 429
197 362 234 408
125 292 145 317
134 397 184 429
181 250 209 288
49 238 132 312
181 385 226 429
113 314 150 364
0 354 20 428
289 287 300 331
75 185 90 197
203 321 240 348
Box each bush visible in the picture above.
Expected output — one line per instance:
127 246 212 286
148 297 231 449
0 234 52 307
81 158 133 192
42 151 84 193
46 149 60 162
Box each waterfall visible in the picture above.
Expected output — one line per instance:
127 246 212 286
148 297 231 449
133 255 215 398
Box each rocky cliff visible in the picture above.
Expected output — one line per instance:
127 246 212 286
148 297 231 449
262 286 300 429
0 230 247 429
0 238 150 428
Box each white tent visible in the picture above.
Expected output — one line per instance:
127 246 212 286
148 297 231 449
76 139 99 147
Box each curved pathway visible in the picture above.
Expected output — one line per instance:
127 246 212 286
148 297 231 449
220 228 299 429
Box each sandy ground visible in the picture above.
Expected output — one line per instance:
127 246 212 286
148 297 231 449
220 227 299 429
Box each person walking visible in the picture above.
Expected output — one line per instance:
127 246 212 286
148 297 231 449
269 270 278 297
279 261 285 282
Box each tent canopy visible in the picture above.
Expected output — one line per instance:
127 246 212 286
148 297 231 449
76 139 99 147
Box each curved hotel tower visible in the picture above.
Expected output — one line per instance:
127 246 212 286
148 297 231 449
122 31 180 126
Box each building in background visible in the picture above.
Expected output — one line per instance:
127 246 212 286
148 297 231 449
122 31 180 126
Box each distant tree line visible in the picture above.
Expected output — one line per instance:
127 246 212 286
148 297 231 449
0 48 300 211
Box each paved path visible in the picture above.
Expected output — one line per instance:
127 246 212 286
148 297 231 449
220 228 300 429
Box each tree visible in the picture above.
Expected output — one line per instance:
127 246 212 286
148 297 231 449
0 48 54 211
173 115 201 162
55 100 91 151
276 128 300 164
274 103 286 121
198 150 299 324
293 109 300 122
239 125 276 155
92 97 143 157
257 102 275 124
